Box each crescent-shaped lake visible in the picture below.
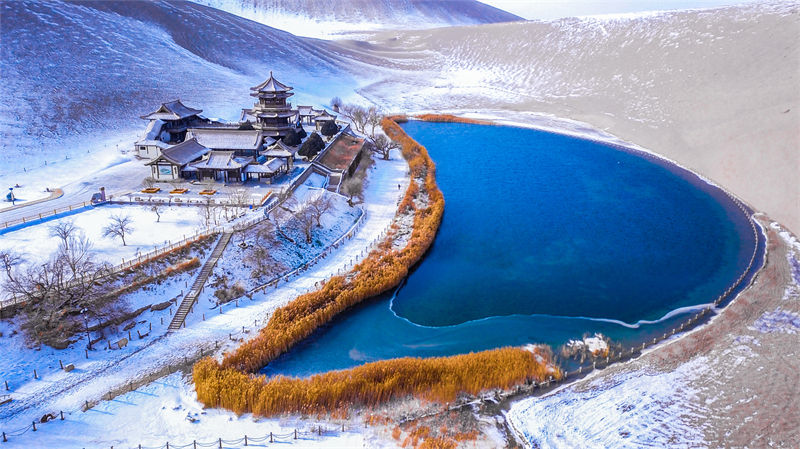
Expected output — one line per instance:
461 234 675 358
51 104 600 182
261 121 759 377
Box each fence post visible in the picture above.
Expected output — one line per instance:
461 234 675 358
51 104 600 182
2 432 6 442
295 429 298 439
32 421 36 432
244 435 248 445
218 438 222 448
33 369 37 379
60 410 64 420
270 432 273 443
4 380 8 391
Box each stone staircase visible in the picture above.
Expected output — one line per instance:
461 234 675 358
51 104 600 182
168 231 232 331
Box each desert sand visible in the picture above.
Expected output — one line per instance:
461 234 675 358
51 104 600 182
343 2 800 233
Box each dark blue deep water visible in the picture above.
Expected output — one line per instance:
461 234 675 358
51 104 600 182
262 121 757 377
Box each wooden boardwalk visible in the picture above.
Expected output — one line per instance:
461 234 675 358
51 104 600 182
168 231 232 331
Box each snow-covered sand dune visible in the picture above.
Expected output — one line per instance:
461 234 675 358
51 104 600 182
348 1 800 233
190 0 522 38
0 0 357 171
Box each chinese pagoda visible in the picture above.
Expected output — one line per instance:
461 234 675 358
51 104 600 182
246 71 296 138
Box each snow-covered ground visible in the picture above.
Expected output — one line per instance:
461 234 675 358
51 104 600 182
507 358 708 449
0 204 216 268
0 147 409 448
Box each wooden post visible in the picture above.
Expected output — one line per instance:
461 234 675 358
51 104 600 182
149 322 152 331
244 435 248 446
60 410 64 420
32 421 36 432
2 431 6 442
33 369 37 379
270 432 273 443
218 438 222 448
128 331 132 341
59 360 63 369
295 429 298 439
318 426 322 436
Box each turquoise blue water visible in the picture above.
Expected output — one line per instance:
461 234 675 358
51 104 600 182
261 122 758 377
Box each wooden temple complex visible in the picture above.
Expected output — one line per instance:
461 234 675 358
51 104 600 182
135 72 362 187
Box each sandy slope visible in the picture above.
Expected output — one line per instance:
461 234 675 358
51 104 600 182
348 1 800 233
190 0 522 38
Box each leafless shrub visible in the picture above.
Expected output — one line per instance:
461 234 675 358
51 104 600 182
103 214 134 246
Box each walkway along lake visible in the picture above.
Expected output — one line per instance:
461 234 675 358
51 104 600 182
262 121 762 377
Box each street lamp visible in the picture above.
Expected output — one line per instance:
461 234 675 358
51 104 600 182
81 308 92 350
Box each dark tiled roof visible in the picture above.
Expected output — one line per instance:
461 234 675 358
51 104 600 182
251 71 292 93
141 100 202 121
146 138 209 166
191 151 253 170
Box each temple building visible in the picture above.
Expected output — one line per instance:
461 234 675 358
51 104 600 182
145 138 210 181
136 71 351 185
244 72 296 138
313 126 367 192
136 100 209 159
186 128 265 157
314 110 338 132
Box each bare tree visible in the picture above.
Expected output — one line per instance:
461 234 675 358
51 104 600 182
201 198 214 228
307 194 334 227
0 243 121 347
269 200 296 244
293 203 316 244
366 106 383 137
339 103 367 134
150 204 162 223
57 232 95 277
103 214 134 246
49 221 78 250
244 223 287 278
371 134 400 160
341 177 364 206
330 96 342 112
229 189 249 207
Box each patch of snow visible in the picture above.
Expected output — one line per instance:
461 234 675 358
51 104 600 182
749 308 800 335
506 357 709 448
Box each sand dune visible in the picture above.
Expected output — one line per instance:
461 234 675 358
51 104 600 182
349 2 800 232
189 0 522 38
